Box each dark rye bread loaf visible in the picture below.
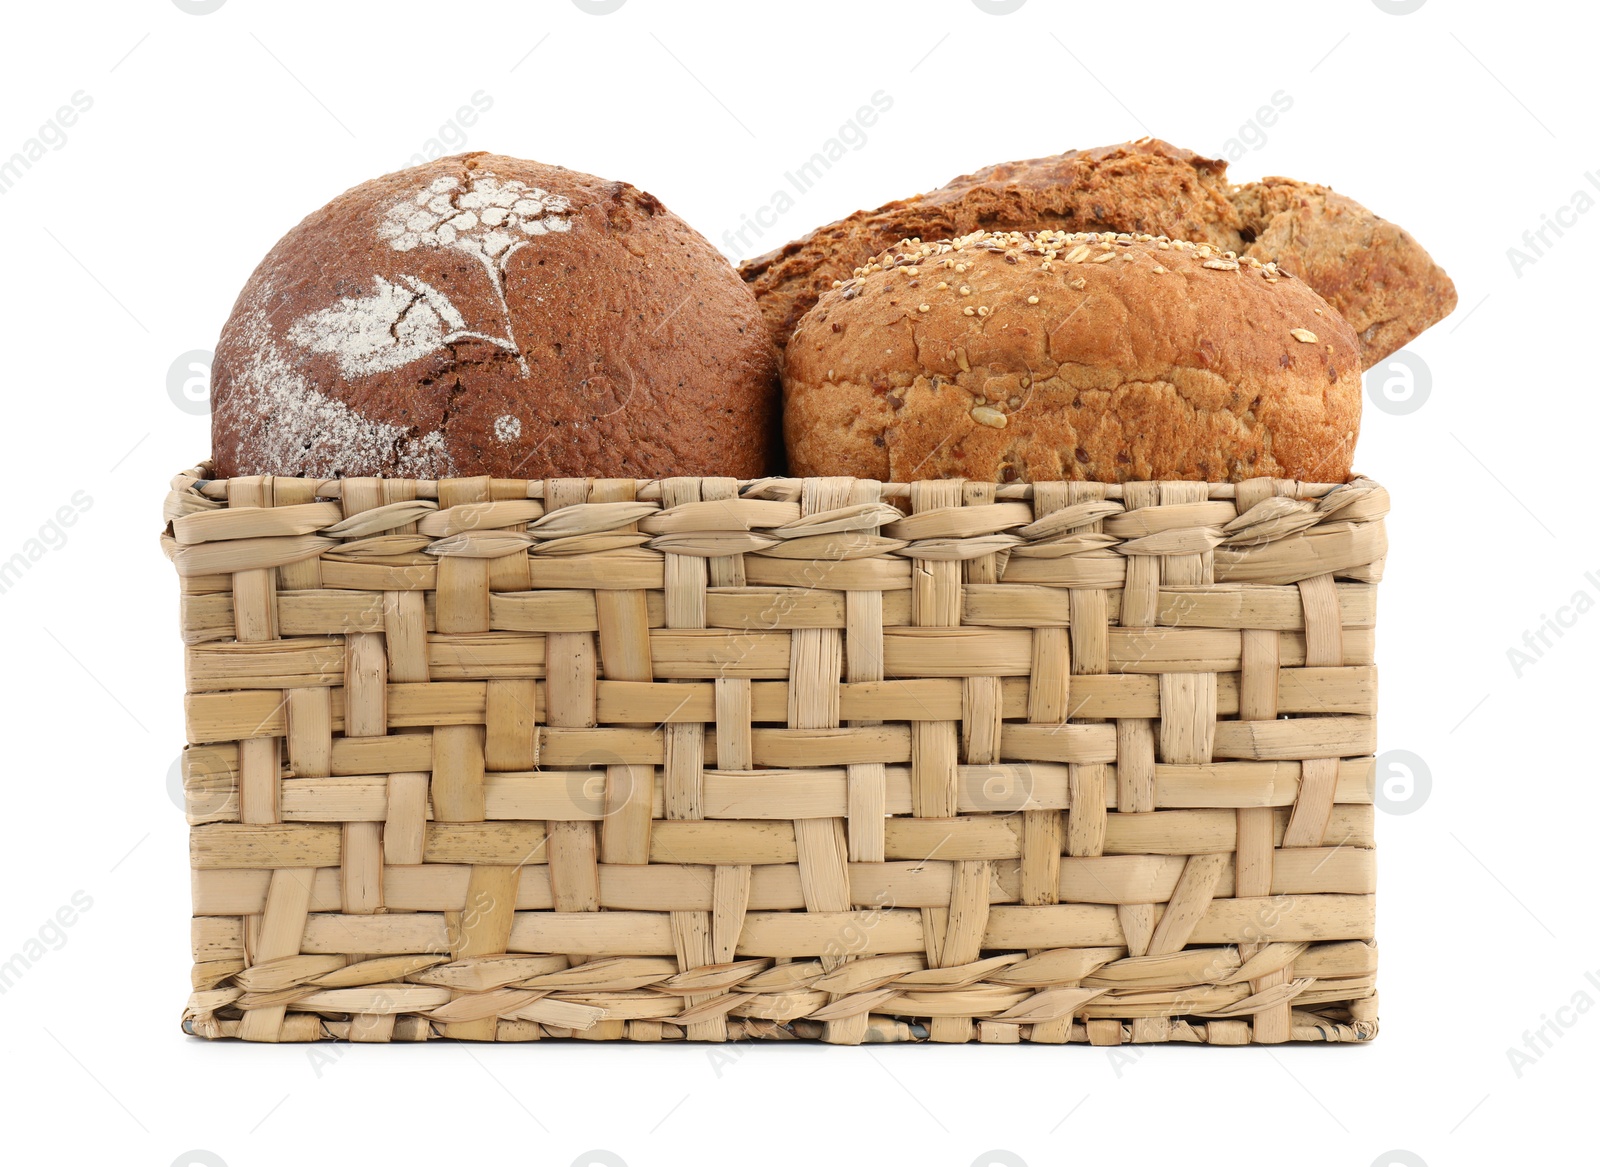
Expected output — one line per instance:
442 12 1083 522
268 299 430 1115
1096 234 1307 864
783 230 1362 485
741 138 1454 368
211 153 778 480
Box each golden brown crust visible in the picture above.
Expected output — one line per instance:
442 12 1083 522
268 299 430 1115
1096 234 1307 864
783 231 1361 485
741 140 1243 353
212 152 778 480
742 139 1453 370
1232 177 1458 365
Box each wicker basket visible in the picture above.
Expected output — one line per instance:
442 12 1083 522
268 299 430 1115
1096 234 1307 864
164 464 1385 1045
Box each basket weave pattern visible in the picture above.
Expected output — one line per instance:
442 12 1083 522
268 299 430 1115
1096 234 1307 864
166 465 1385 1045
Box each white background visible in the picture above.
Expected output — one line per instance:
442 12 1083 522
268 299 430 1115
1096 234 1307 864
0 2 1593 1165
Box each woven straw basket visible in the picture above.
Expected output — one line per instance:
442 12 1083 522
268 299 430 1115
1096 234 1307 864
164 463 1385 1045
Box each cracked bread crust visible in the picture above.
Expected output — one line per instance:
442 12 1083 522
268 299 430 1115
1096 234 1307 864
211 152 779 480
742 139 1242 354
782 231 1362 485
1233 177 1458 365
741 138 1453 370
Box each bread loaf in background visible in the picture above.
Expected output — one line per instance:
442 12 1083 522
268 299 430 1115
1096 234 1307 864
1231 176 1457 364
211 152 778 480
742 138 1453 368
783 230 1362 485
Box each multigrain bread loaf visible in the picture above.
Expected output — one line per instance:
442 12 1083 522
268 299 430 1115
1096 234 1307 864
211 152 778 480
783 230 1362 484
741 138 1453 368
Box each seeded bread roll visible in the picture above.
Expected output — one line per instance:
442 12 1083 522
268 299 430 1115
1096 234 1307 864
741 138 1454 369
783 230 1362 484
211 152 778 480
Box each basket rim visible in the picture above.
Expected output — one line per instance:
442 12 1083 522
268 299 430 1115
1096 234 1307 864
175 461 1369 503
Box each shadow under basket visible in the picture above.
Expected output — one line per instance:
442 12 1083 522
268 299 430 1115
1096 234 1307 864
164 464 1385 1045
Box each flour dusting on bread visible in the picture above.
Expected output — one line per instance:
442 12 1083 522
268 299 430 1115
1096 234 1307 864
226 300 449 477
210 153 779 479
288 275 467 377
